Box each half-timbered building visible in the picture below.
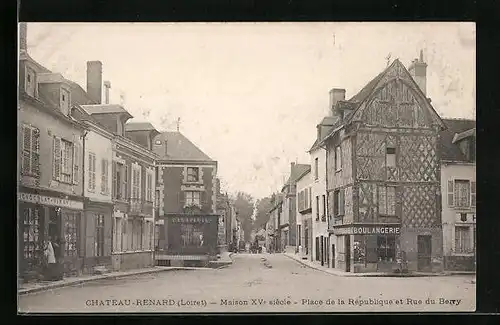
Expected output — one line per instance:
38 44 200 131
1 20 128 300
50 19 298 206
320 54 446 273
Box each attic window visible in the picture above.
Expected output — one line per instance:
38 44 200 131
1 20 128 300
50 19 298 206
25 66 36 97
386 147 396 167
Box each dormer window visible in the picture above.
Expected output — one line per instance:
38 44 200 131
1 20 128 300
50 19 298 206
25 66 36 97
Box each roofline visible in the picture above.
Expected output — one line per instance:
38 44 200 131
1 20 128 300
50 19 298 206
157 159 216 165
115 136 159 160
295 168 311 182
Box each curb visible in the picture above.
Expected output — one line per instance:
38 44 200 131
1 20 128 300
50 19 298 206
284 254 475 278
18 267 206 296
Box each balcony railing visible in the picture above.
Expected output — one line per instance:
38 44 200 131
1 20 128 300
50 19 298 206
129 198 154 217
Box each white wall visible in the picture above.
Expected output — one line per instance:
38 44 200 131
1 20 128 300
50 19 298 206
84 129 113 203
310 147 328 251
441 163 476 256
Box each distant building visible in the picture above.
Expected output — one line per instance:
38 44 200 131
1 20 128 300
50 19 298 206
439 119 476 271
153 131 218 267
321 54 446 273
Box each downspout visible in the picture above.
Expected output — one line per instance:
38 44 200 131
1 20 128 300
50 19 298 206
81 128 88 272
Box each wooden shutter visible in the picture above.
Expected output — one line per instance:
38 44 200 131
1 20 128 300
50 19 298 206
471 181 476 207
123 165 128 199
101 159 106 194
53 137 61 180
31 128 40 176
91 154 96 190
340 189 345 215
88 154 93 190
72 142 80 184
447 179 454 207
21 125 30 174
179 191 185 209
138 167 142 200
112 162 117 199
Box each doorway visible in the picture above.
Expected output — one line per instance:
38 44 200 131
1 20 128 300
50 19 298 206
417 235 432 272
345 235 351 272
320 235 324 266
304 227 309 255
331 243 335 268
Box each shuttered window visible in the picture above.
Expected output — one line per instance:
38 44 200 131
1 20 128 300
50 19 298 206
378 185 396 216
21 124 40 177
131 166 141 199
454 179 471 208
61 140 73 183
53 137 61 180
72 143 80 184
471 181 476 207
146 171 153 202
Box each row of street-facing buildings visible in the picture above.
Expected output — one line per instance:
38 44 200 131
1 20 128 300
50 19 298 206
17 23 235 281
265 51 476 273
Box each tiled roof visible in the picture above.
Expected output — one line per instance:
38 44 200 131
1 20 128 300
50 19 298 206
152 131 214 162
283 163 311 189
81 104 133 119
295 165 311 182
125 122 158 132
440 118 476 162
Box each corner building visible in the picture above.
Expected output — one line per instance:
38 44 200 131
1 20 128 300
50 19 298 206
322 57 446 273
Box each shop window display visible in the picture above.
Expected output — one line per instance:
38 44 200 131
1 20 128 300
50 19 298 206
377 235 396 262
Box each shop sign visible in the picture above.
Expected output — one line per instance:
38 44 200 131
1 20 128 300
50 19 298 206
18 192 83 210
170 216 213 224
334 225 401 235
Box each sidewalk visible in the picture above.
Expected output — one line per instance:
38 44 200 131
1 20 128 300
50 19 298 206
18 266 209 296
209 252 234 269
284 253 476 278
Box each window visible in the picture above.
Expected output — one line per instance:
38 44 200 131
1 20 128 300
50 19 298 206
63 212 78 257
378 185 396 216
377 235 396 262
113 162 122 199
58 140 73 183
314 158 319 180
88 153 96 191
95 214 104 256
187 167 199 182
315 196 320 221
21 124 40 177
123 165 128 199
321 195 326 221
297 225 302 246
101 159 109 194
22 207 42 266
454 180 470 208
25 67 36 97
335 145 342 171
455 226 472 253
146 171 153 202
386 147 396 167
131 166 141 199
185 191 201 207
333 189 345 217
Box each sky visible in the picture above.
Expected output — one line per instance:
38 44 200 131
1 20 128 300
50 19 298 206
25 22 476 199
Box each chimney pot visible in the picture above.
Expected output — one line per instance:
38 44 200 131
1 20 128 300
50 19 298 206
408 51 427 96
86 61 103 104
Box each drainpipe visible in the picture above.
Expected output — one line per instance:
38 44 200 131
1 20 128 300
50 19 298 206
81 128 88 272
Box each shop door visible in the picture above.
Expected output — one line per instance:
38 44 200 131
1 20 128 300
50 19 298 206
315 237 320 261
417 235 432 272
331 243 335 268
345 235 351 272
320 235 324 266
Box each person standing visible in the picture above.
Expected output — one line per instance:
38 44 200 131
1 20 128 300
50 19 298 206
43 237 57 281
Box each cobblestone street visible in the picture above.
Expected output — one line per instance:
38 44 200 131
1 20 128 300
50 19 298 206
18 253 475 313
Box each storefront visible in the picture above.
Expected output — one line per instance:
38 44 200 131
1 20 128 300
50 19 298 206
18 189 84 281
82 200 113 274
330 224 401 273
156 214 218 266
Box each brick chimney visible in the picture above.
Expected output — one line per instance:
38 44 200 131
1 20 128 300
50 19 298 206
408 50 427 95
329 88 346 116
86 61 103 104
19 22 27 52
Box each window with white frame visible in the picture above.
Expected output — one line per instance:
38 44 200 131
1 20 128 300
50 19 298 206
88 152 96 191
455 226 472 254
386 147 396 167
21 124 40 177
185 191 201 207
378 185 396 216
187 167 200 182
335 145 342 171
448 179 476 208
101 159 109 194
60 139 73 183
